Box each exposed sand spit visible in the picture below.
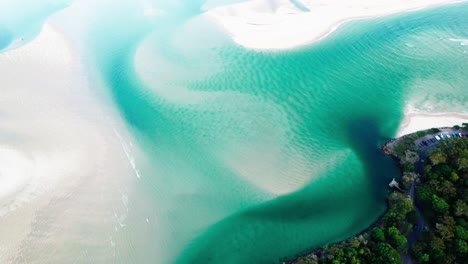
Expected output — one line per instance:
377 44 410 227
204 0 466 50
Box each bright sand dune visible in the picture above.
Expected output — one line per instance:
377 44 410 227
0 23 143 262
204 0 466 50
397 111 468 137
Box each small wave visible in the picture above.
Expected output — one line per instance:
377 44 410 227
449 38 468 45
113 128 142 179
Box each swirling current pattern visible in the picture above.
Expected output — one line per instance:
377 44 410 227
0 0 467 263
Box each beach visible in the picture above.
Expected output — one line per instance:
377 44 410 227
0 22 144 262
397 111 468 137
204 0 466 50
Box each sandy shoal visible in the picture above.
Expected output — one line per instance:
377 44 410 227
204 0 466 50
397 111 468 137
0 22 145 262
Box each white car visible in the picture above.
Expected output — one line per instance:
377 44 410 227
435 135 441 141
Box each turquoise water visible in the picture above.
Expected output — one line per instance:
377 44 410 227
2 0 468 263
0 0 72 50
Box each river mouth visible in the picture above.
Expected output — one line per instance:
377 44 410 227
0 1 467 263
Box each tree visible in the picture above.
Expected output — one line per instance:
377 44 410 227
371 243 402 264
436 216 455 241
455 225 468 240
430 236 445 251
416 185 435 207
457 156 468 172
383 209 404 228
437 164 452 179
403 162 415 172
335 248 345 262
402 172 419 189
455 239 468 254
387 226 400 238
401 150 419 164
420 253 430 262
393 234 408 252
416 131 427 138
389 192 400 202
428 180 443 193
326 246 340 256
450 171 460 182
350 239 360 249
432 195 449 215
387 227 408 252
397 198 413 215
454 200 467 217
371 228 385 242
440 180 457 199
412 242 427 262
429 150 447 166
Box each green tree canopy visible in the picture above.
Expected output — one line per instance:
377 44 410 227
429 149 447 166
371 228 385 242
432 195 449 215
371 243 402 264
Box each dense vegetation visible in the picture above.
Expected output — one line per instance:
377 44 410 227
412 137 468 263
393 128 440 157
292 126 467 264
294 190 415 264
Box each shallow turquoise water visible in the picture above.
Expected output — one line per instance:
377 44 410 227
0 0 72 50
2 1 468 263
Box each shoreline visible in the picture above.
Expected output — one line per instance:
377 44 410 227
289 124 468 263
204 0 467 50
397 111 468 137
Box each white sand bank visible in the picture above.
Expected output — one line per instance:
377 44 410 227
204 0 466 50
0 22 142 262
397 111 468 137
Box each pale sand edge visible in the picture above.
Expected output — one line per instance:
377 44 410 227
397 112 468 137
204 0 467 50
0 21 143 261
